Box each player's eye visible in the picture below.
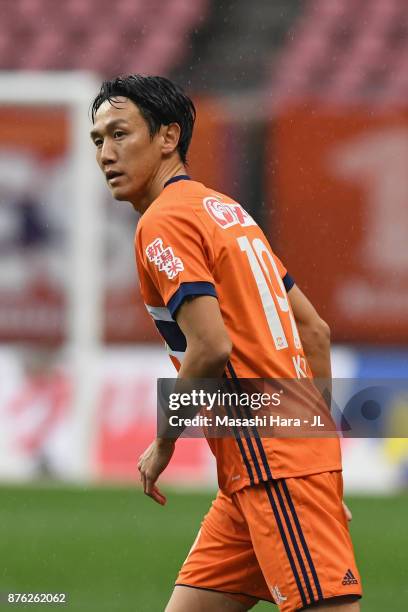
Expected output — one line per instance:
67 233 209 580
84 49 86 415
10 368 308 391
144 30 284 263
93 138 103 148
113 130 125 139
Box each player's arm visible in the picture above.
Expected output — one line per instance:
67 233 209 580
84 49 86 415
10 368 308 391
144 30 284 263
137 210 231 505
153 295 231 462
138 295 231 506
175 295 232 377
288 285 352 522
288 284 331 380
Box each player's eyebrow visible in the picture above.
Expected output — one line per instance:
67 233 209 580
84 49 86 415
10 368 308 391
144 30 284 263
90 118 129 140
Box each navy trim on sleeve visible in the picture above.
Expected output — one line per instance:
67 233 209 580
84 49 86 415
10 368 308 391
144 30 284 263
154 320 187 352
167 282 217 317
283 273 295 292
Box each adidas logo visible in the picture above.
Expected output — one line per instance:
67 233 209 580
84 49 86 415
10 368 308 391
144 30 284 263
342 569 358 585
270 585 287 605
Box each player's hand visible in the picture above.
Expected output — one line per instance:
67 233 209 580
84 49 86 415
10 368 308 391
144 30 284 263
343 501 352 522
137 438 175 505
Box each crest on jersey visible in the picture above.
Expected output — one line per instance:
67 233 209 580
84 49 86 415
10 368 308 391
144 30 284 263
203 196 257 229
145 237 184 280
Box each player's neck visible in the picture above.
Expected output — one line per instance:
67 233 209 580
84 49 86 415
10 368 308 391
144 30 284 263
132 159 188 214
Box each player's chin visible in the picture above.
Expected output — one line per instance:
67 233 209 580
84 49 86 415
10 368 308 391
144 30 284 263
110 186 132 202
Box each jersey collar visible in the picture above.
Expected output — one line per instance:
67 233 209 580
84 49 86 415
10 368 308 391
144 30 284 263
163 175 191 189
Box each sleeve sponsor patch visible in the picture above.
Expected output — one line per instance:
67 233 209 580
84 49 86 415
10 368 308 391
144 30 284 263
145 237 184 280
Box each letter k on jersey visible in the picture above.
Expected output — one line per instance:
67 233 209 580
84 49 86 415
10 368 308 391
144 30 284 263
292 355 308 378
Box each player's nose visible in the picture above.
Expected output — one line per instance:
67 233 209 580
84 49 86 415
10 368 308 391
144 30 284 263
100 139 117 165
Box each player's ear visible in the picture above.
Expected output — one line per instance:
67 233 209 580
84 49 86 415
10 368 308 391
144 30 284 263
161 123 181 156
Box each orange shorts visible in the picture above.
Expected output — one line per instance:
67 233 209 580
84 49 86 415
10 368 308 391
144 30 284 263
176 472 362 611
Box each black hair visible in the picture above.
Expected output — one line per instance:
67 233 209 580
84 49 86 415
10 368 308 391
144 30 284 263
91 74 196 164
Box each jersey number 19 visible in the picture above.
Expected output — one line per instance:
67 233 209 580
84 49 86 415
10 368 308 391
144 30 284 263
237 236 301 352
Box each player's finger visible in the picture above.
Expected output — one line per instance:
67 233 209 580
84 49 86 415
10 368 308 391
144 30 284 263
145 476 166 505
140 470 146 492
150 485 167 506
145 474 155 496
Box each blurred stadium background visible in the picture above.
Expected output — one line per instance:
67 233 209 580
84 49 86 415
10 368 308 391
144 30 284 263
0 0 407 609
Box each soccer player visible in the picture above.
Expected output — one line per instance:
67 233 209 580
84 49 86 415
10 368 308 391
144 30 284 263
90 76 361 612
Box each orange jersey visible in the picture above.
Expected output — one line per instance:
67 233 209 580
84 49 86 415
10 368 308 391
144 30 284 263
135 176 341 494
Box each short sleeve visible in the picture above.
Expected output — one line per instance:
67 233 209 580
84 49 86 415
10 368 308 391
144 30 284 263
136 210 217 317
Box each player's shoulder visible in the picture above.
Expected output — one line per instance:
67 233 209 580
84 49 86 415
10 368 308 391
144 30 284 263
136 180 199 247
136 179 250 248
138 179 228 228
156 178 234 212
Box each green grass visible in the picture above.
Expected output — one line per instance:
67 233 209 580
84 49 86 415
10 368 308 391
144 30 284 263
0 485 406 611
